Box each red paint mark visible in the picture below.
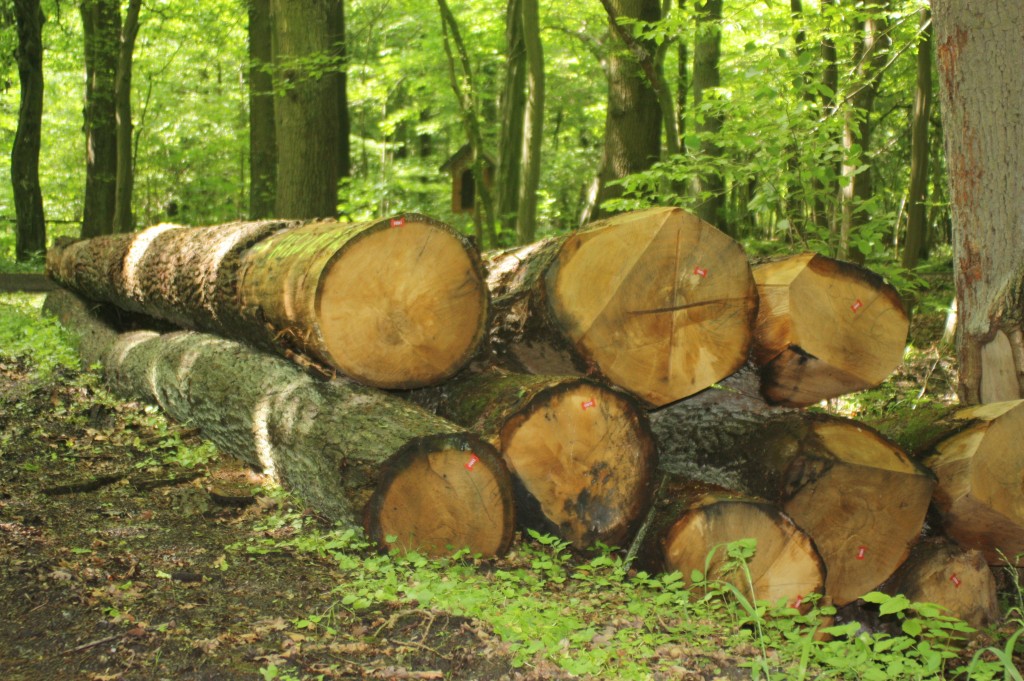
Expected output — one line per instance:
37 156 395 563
950 573 961 588
794 595 804 609
390 216 406 228
850 299 863 313
693 266 708 278
856 546 867 560
581 399 597 411
465 454 479 471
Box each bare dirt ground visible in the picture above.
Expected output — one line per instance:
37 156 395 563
0 357 532 681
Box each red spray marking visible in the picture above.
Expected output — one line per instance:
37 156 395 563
693 266 708 278
850 299 863 313
581 399 597 411
390 216 406 228
856 546 867 560
950 574 961 588
465 454 479 471
794 595 804 609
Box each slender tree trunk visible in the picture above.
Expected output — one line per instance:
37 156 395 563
271 0 340 219
11 0 46 261
933 0 1024 404
594 0 662 217
112 0 141 234
820 0 839 237
902 8 933 270
437 0 497 246
839 4 890 264
692 0 726 233
327 1 350 179
676 2 687 147
496 0 525 237
80 0 121 238
516 0 543 244
248 0 276 219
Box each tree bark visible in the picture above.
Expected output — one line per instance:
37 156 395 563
933 0 1024 405
594 0 662 217
486 207 757 406
752 253 909 407
408 371 656 550
248 0 277 219
80 0 121 238
112 0 141 234
11 0 46 261
691 0 726 232
901 8 933 270
46 215 489 389
271 0 340 219
327 0 350 180
496 0 525 237
42 288 515 558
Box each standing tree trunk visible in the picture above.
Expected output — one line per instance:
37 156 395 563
271 0 340 219
516 0 543 244
328 1 350 180
691 0 726 232
11 0 46 261
80 0 121 238
933 1 1024 405
248 0 276 219
839 4 890 264
112 0 141 234
496 0 525 237
594 0 662 217
901 8 933 270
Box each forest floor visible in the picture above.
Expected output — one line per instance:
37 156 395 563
1 269 1019 680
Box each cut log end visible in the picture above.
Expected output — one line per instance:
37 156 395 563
365 435 515 558
317 218 488 388
753 253 909 407
545 207 757 406
782 419 936 606
498 380 656 549
662 496 825 610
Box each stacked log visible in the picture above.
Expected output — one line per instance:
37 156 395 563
407 371 657 549
486 206 758 407
46 215 489 389
44 288 515 558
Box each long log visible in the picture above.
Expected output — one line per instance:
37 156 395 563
407 370 657 549
882 538 1000 632
43 288 515 558
925 399 1024 565
487 206 758 407
752 253 909 406
653 402 935 606
46 215 489 389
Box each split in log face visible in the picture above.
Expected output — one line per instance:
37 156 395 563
545 208 757 406
926 400 1024 565
662 495 825 611
775 419 935 606
366 435 515 558
753 253 909 407
238 215 488 388
497 379 655 549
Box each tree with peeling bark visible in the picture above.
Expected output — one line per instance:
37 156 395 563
933 0 1024 405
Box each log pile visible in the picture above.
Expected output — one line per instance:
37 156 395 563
44 206 1014 626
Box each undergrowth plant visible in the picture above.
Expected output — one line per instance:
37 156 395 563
0 293 79 377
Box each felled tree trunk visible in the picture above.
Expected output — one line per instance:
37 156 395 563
882 538 999 632
654 485 825 611
925 399 1024 565
653 406 935 606
43 288 515 558
752 253 909 406
46 215 489 389
487 206 757 407
407 370 656 549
